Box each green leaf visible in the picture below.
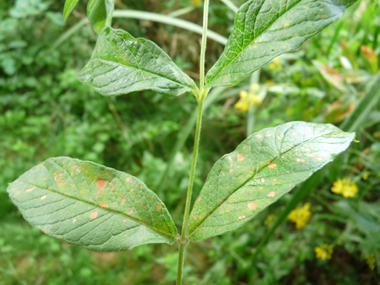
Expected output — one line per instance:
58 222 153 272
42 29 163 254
77 27 198 97
7 157 178 251
63 0 80 22
188 122 354 241
205 0 357 87
87 0 106 33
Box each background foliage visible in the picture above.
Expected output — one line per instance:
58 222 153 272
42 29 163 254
1 0 379 284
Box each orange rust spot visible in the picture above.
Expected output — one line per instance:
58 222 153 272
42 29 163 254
193 215 197 219
261 178 265 183
267 191 275 197
121 198 126 205
228 156 232 161
105 170 108 175
130 188 134 192
41 195 47 200
26 187 35 193
237 153 244 161
222 172 225 176
297 158 306 162
40 229 47 234
110 181 114 191
140 185 143 189
256 133 263 138
259 187 264 190
156 204 162 210
72 218 77 223
268 163 277 169
197 197 201 202
230 163 233 167
248 202 257 210
96 179 107 191
76 167 81 173
99 203 108 209
282 155 285 158
90 211 98 219
229 169 233 173
128 209 134 215
85 169 88 174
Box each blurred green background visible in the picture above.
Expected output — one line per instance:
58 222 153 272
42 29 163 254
1 0 380 284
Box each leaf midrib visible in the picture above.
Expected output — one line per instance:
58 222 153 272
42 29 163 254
206 0 303 84
188 127 334 239
18 179 178 239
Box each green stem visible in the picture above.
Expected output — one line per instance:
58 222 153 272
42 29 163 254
199 0 210 90
177 2 210 284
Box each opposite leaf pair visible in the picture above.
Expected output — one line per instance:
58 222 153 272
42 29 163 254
7 122 355 250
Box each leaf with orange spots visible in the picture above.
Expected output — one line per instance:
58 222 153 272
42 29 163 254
7 157 178 251
77 27 198 97
205 0 357 88
188 122 355 241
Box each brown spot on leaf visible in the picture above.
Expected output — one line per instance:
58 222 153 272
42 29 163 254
121 198 126 205
256 133 263 138
128 209 133 215
267 191 276 197
85 169 88 174
110 181 114 190
90 211 98 219
230 163 233 167
197 197 201 202
76 167 81 173
297 158 306 162
72 218 76 223
140 185 143 189
41 195 47 200
26 187 35 193
99 203 108 209
261 178 265 183
96 179 107 191
156 204 162 210
193 215 197 219
268 163 277 169
248 202 257 210
105 170 108 175
237 153 244 161
229 169 233 173
228 156 232 161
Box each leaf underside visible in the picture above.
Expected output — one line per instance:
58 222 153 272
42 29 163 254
63 0 80 22
188 122 355 241
77 27 198 97
7 157 178 251
87 0 107 34
205 0 357 87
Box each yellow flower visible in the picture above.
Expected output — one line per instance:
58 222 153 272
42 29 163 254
250 83 260 92
315 244 334 260
234 90 262 113
331 178 358 198
365 253 376 271
268 57 281 70
264 214 276 225
288 203 311 229
190 0 202 7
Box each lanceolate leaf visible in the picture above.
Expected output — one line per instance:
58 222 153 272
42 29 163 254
205 0 357 87
188 122 354 241
77 27 198 97
7 157 178 251
63 0 80 22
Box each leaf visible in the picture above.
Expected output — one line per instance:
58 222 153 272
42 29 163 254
7 157 178 251
188 122 354 241
205 0 357 87
87 0 106 34
63 0 80 22
77 27 198 97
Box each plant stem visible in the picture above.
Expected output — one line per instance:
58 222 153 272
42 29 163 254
177 1 210 284
199 0 210 90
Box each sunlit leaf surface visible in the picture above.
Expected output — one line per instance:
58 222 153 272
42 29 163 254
77 27 198 97
7 157 178 251
188 122 354 241
205 0 357 87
